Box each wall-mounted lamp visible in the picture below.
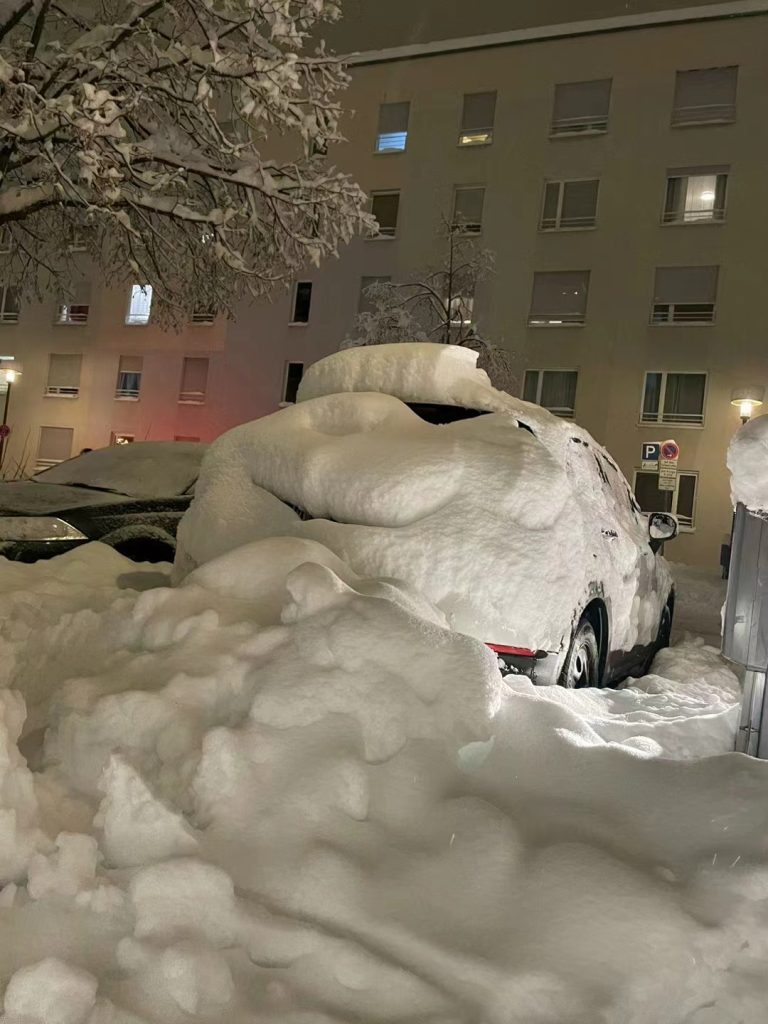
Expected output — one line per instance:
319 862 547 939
731 385 765 425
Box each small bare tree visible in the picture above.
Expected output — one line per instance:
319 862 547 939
343 218 518 393
0 0 371 323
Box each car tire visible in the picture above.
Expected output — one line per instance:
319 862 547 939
112 538 175 564
559 618 600 689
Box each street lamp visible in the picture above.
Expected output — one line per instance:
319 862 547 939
0 361 20 468
731 385 765 425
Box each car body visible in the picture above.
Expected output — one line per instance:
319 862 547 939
0 441 207 563
175 344 677 687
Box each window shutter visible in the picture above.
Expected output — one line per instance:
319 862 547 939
461 92 496 130
453 187 485 228
530 271 590 318
560 180 599 226
378 102 409 135
47 353 82 391
179 357 209 402
119 355 143 375
553 80 611 121
673 67 737 120
653 266 718 304
540 371 577 413
38 426 73 464
664 374 706 419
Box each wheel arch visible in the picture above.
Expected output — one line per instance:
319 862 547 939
580 597 610 685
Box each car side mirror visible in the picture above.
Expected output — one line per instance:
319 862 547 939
649 511 679 552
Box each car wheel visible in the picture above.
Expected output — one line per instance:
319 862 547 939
112 538 175 564
559 618 600 689
655 602 673 653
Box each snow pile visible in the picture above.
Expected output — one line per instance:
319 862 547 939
0 542 759 1023
177 350 669 656
727 412 768 512
669 561 726 646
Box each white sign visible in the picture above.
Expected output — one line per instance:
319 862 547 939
658 438 679 492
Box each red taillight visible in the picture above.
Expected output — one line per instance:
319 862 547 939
486 643 537 658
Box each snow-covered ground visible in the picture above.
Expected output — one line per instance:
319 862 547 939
0 541 759 1024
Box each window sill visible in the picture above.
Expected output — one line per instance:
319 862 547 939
114 396 140 402
539 225 597 233
679 525 696 533
178 399 206 406
288 321 309 328
43 392 79 399
373 149 407 156
670 118 736 129
278 401 295 408
125 322 150 328
637 422 705 430
649 321 715 327
660 219 725 228
365 235 397 241
457 140 493 148
527 321 586 328
54 321 88 327
549 129 607 140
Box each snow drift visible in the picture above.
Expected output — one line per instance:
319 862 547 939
176 345 670 656
0 542 756 1024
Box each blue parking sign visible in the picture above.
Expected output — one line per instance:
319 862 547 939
641 442 661 471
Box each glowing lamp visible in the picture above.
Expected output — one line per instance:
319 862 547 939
731 385 765 424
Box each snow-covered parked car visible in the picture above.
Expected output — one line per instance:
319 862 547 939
0 441 206 563
175 344 678 686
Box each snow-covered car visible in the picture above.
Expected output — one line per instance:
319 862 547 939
175 344 678 687
0 441 206 563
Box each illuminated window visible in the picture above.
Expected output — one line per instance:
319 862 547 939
126 284 153 325
458 92 496 146
663 169 728 224
376 101 410 153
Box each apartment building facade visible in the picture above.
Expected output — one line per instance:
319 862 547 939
1 1 767 567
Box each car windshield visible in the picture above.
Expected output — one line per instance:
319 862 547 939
32 441 206 499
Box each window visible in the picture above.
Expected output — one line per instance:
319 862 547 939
45 354 82 398
191 310 215 325
663 168 728 224
370 191 400 238
115 355 142 400
282 361 304 404
634 470 698 529
523 370 578 418
541 179 599 230
528 270 590 326
179 357 208 404
358 276 391 314
641 371 707 426
452 186 485 233
651 266 718 324
111 432 134 446
291 281 313 324
126 284 153 325
0 285 19 324
671 66 737 126
376 101 410 153
448 294 474 326
458 91 496 146
37 426 74 469
56 281 91 325
550 79 611 136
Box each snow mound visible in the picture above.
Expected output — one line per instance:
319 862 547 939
0 541 756 1024
176 382 667 655
727 412 768 512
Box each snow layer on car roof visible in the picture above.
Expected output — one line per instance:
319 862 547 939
36 441 206 499
177 381 665 653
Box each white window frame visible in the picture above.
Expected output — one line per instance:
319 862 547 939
290 281 313 325
633 469 699 531
126 284 153 326
523 368 579 418
0 285 19 324
639 370 708 428
540 179 599 231
115 356 142 401
280 361 304 406
369 190 400 239
56 302 90 325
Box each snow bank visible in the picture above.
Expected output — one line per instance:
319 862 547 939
0 542 758 1024
727 412 768 512
177 348 669 656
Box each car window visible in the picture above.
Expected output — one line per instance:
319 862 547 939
34 442 206 499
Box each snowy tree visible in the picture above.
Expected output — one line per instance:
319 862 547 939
344 218 519 393
0 0 371 322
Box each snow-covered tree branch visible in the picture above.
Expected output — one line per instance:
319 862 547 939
0 0 372 321
343 218 520 393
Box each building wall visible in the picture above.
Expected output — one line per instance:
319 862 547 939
2 9 766 568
